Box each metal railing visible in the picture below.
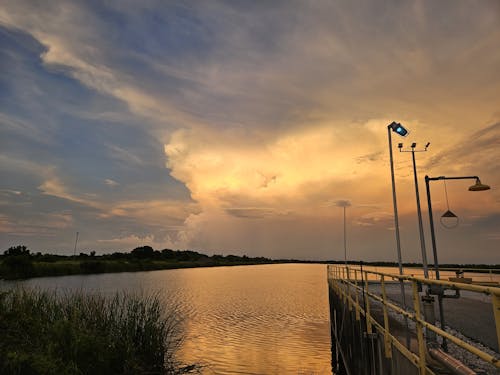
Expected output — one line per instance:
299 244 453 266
328 264 500 374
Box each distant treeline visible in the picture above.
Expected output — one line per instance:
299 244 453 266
0 245 280 280
1 245 498 280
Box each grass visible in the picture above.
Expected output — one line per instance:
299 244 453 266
0 288 199 375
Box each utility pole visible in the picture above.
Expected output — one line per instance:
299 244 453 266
73 231 79 256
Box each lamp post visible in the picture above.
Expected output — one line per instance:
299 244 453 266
425 175 491 350
388 122 409 277
387 121 411 348
335 200 351 267
398 142 430 278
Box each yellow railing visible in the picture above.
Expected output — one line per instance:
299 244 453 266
328 264 500 374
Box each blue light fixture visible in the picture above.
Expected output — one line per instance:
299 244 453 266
389 121 410 137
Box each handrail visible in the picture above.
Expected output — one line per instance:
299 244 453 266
344 266 500 295
328 264 500 374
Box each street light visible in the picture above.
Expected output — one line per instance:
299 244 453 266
398 142 430 278
425 175 491 350
387 121 409 278
335 200 351 266
387 121 411 348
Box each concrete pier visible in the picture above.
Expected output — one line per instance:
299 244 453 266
327 265 500 375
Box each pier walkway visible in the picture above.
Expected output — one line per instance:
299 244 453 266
327 264 500 375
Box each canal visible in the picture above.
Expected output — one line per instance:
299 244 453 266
2 263 333 374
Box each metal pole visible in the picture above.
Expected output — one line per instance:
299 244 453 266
388 126 404 276
411 151 429 278
425 176 440 280
425 175 447 350
344 205 347 266
387 125 411 348
73 231 79 256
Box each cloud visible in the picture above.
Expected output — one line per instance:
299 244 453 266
97 234 175 249
353 212 393 228
165 120 394 210
106 144 145 166
1 1 499 261
99 199 199 226
225 208 276 219
426 122 500 174
104 179 119 187
38 173 99 208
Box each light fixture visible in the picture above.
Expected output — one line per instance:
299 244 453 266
411 142 417 148
389 121 410 137
440 209 459 229
468 179 491 191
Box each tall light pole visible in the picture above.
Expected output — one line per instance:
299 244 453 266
73 231 79 257
387 121 411 348
398 142 430 278
335 200 351 266
387 122 409 276
425 175 491 350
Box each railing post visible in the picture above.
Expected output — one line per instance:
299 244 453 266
364 272 372 334
354 269 360 321
412 280 427 374
380 275 392 358
493 293 500 352
347 280 352 312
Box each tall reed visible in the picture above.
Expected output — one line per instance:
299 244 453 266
0 289 198 374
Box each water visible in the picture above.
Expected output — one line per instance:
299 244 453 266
1 263 333 374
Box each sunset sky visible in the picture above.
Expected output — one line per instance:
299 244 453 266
1 1 499 263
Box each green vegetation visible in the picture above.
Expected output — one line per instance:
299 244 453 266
0 245 277 280
0 288 198 375
2 245 497 281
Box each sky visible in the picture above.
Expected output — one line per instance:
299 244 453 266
0 1 499 263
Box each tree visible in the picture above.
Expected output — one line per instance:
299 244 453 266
131 246 154 259
4 245 30 256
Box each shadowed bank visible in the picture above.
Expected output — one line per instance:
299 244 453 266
0 289 200 375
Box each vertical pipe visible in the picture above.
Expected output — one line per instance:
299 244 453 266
492 294 500 352
412 280 427 375
363 270 376 375
355 270 360 321
411 151 429 278
344 205 347 266
380 276 392 359
347 281 352 312
364 273 372 335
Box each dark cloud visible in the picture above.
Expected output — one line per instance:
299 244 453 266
356 151 383 164
225 208 275 219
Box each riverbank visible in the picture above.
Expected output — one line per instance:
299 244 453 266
0 288 199 374
0 245 287 280
2 245 498 281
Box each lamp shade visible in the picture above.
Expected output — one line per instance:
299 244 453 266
441 210 458 218
468 180 490 191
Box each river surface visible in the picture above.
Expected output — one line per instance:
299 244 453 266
2 263 333 374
